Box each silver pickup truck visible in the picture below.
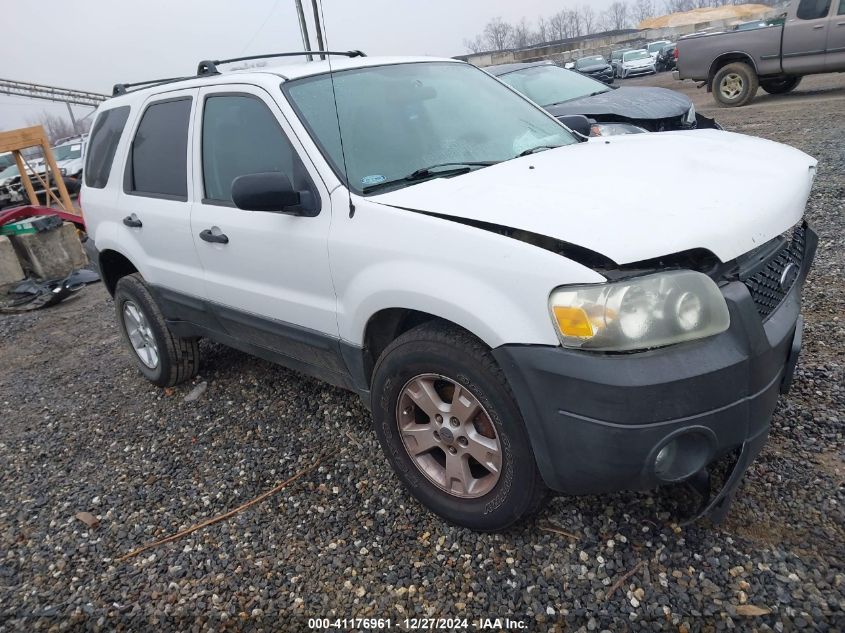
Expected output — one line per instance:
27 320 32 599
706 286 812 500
675 0 845 107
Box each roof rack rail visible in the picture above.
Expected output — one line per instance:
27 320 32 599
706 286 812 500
196 50 366 76
112 76 194 96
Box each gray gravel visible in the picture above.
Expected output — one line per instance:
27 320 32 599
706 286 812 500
1 73 844 632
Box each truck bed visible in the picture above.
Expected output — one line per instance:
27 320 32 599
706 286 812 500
677 23 783 82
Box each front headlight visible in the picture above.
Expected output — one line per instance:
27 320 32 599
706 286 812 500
549 270 730 351
684 103 696 126
590 122 648 136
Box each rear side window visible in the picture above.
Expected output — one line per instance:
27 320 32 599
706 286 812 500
839 0 844 14
201 94 313 204
84 106 130 189
125 98 191 199
796 0 831 19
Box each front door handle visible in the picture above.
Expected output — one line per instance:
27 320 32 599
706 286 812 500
199 228 229 244
122 214 142 228
812 24 825 29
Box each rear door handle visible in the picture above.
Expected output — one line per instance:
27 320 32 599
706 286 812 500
122 214 142 228
812 24 825 29
199 228 229 244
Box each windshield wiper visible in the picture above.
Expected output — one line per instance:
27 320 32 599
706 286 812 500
362 161 498 194
516 145 564 158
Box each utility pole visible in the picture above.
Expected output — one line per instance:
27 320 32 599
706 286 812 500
293 0 313 61
310 0 326 60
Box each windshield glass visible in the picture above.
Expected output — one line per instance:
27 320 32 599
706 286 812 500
623 50 651 62
575 56 605 69
496 65 610 107
611 50 629 60
285 62 576 195
52 144 82 161
647 42 668 53
0 165 19 179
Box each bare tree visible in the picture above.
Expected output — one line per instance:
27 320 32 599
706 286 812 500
566 9 582 38
603 1 632 31
512 17 533 48
483 17 513 51
580 5 597 34
463 35 485 53
536 16 550 43
633 0 656 23
549 11 567 40
27 112 78 144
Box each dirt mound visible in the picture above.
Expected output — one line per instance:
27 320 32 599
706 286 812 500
639 3 774 29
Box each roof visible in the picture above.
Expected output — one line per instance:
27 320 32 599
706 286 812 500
108 55 461 102
484 61 553 76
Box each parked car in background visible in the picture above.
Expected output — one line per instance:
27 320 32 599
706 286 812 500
84 53 816 530
0 161 77 209
646 40 672 60
618 49 657 78
574 55 614 84
675 0 845 107
609 48 633 77
51 136 87 179
656 44 678 72
487 61 718 135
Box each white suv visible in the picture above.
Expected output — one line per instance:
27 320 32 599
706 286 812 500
82 53 817 530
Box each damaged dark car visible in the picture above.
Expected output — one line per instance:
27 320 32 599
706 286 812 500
573 55 615 84
487 60 719 136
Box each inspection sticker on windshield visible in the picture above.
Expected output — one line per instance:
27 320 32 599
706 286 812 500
361 175 386 186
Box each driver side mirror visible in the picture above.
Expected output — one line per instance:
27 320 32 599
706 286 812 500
231 172 317 216
557 115 592 139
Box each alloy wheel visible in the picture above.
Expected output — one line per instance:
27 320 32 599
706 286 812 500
122 301 159 369
396 373 502 499
720 73 744 100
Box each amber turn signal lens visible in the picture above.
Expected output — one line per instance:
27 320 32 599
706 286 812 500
552 306 595 338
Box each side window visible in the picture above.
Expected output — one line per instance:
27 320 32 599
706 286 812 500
839 0 845 14
84 106 130 189
126 98 191 199
201 94 313 203
796 0 831 20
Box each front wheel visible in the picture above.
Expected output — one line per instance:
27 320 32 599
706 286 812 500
712 62 759 107
371 322 547 531
760 76 802 95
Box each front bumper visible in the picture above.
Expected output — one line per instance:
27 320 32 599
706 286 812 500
492 228 816 498
624 66 655 77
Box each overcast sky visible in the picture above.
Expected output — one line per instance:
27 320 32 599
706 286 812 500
0 0 619 132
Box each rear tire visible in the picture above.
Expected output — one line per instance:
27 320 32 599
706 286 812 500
371 322 548 531
760 76 802 95
712 62 758 107
114 273 200 387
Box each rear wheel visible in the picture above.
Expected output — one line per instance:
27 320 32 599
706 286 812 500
371 322 547 531
712 62 759 107
115 273 200 387
760 76 802 95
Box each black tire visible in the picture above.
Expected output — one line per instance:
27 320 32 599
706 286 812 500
114 273 200 387
712 62 759 107
760 76 802 95
371 322 547 531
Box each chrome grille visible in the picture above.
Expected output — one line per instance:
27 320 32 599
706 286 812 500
743 224 806 319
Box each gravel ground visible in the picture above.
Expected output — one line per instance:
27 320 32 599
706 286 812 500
1 73 844 632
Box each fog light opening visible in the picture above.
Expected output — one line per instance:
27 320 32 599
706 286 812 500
653 431 712 483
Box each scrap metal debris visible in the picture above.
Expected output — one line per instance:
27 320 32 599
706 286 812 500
1 268 99 312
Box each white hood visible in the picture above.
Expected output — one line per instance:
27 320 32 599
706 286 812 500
370 130 816 265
